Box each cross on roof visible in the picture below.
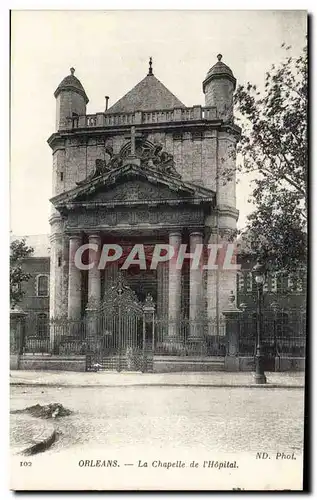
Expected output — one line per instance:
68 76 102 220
124 126 142 156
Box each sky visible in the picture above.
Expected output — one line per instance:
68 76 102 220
10 10 307 236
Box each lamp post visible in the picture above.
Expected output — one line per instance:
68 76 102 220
253 262 267 384
239 303 247 313
271 301 279 358
238 302 247 359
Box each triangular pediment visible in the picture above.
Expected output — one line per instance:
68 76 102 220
50 163 215 210
78 178 182 203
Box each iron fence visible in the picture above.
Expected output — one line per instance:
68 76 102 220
154 317 227 356
21 313 151 371
20 309 306 361
23 317 88 355
238 309 306 358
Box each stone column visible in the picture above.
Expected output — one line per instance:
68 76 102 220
87 233 101 309
49 214 64 320
206 227 238 332
67 233 82 320
206 229 218 322
10 307 27 353
86 234 101 342
157 262 169 319
167 231 182 341
10 307 27 370
189 231 204 340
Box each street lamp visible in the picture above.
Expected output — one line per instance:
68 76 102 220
239 303 247 313
253 261 267 384
271 301 279 358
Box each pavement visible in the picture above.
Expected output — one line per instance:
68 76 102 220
10 384 305 490
10 413 56 456
10 370 305 388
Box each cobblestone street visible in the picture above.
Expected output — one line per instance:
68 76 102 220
11 385 304 455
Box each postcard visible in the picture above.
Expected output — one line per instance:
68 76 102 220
10 9 307 491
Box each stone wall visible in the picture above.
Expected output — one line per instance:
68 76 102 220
56 90 86 131
19 257 50 314
52 126 237 204
18 355 87 372
204 78 234 121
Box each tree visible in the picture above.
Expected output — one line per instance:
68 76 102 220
233 43 307 273
10 238 34 307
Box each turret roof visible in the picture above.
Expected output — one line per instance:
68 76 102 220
54 68 89 104
203 54 236 92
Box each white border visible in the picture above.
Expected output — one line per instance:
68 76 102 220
2 3 315 498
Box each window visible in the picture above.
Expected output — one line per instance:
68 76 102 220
37 275 49 297
237 272 245 292
271 275 278 292
72 112 79 128
288 276 295 291
246 272 253 292
288 275 304 293
297 278 303 293
37 313 48 338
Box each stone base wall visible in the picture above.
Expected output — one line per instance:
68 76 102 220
11 354 305 373
275 357 305 372
10 354 20 370
238 356 255 372
153 356 225 372
17 355 86 372
226 356 305 372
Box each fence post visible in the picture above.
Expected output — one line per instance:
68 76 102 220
223 293 242 372
143 294 155 373
10 307 27 369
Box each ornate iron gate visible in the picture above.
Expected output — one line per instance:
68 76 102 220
86 275 153 372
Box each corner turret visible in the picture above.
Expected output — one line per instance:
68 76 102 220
54 68 89 131
203 54 236 122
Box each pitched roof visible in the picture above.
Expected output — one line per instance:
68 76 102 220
107 74 185 113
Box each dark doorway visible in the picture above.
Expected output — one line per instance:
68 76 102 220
123 267 157 304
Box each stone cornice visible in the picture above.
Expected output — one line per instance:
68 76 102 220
202 72 237 93
54 85 89 104
214 204 239 220
50 162 216 210
49 213 64 225
23 256 49 261
57 197 215 212
47 120 241 150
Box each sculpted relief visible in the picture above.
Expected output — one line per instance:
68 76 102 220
140 143 181 179
76 133 181 186
66 205 203 230
87 180 178 203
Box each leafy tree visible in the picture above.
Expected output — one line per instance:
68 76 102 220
10 238 34 307
232 43 307 273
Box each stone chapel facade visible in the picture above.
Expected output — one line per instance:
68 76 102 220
48 55 241 341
